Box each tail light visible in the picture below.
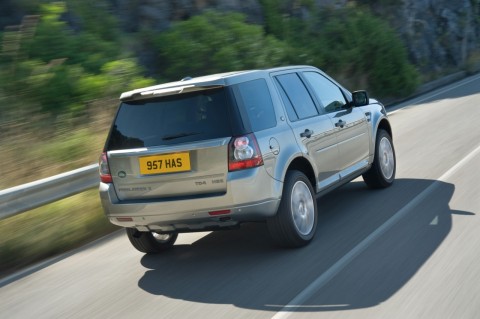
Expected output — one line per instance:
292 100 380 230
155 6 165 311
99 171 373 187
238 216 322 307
228 133 263 171
99 152 113 183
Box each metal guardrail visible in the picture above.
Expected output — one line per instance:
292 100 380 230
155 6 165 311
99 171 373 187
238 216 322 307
0 164 99 220
1 72 477 221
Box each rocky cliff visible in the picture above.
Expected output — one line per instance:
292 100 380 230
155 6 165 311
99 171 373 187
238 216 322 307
110 0 264 31
110 0 480 77
392 0 479 75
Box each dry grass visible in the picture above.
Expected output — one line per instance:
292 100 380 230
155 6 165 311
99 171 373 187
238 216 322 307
0 189 118 276
0 98 117 189
0 98 119 276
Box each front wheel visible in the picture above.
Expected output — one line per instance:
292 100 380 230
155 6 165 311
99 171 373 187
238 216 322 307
363 129 396 188
267 170 318 248
126 228 178 253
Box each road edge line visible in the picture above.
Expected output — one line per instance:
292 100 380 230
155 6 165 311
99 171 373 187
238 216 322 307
388 73 480 115
271 143 480 319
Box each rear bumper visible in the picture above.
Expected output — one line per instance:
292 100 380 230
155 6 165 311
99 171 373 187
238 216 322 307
99 166 283 232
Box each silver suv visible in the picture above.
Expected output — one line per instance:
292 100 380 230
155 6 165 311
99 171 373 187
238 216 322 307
99 65 396 252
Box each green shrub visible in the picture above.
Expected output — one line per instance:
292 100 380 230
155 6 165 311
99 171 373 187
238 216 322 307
0 2 152 118
316 9 419 97
258 3 419 98
154 10 288 80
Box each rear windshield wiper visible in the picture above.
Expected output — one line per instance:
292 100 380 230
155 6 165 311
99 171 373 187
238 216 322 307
162 131 201 141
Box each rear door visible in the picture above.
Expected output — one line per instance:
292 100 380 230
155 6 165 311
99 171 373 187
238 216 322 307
105 88 235 201
302 71 370 179
273 72 340 191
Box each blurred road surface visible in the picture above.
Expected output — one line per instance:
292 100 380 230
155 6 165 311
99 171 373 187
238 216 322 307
1 74 480 319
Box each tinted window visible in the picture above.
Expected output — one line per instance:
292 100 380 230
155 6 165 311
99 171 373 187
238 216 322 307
277 84 298 121
107 88 233 150
276 73 318 120
303 72 347 113
234 79 276 131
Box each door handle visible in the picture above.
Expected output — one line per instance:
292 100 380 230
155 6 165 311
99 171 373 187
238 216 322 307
300 129 313 138
335 119 346 128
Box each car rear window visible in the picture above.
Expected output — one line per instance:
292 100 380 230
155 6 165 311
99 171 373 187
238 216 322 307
106 88 234 150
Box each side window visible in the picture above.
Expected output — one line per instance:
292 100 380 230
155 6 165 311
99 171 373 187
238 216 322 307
277 83 298 121
303 72 347 113
234 79 277 131
275 73 319 120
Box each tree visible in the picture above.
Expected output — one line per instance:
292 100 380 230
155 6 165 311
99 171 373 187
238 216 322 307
153 11 288 80
316 8 419 96
0 2 153 116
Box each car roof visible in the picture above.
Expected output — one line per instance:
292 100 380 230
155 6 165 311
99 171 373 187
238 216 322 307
119 65 317 101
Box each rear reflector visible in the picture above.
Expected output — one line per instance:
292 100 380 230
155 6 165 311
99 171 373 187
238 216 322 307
116 217 133 222
208 210 231 216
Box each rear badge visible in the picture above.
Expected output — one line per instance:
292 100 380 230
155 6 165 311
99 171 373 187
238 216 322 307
118 171 127 178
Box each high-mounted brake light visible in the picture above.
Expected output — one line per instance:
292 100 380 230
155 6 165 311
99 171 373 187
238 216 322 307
99 152 113 183
228 133 263 171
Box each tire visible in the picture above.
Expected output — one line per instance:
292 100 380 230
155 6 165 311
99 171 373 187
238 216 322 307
267 170 318 248
126 228 178 253
363 129 396 189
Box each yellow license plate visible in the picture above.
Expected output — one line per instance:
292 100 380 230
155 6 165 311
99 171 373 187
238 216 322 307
139 152 191 175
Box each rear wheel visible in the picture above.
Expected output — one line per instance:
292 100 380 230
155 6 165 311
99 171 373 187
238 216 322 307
267 170 318 248
126 228 178 253
363 129 396 188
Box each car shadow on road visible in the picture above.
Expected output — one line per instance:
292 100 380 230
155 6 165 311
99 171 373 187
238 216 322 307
137 178 473 313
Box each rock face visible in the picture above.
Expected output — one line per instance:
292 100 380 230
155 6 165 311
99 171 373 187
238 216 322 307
111 0 480 76
1 0 478 75
396 0 479 76
110 0 263 32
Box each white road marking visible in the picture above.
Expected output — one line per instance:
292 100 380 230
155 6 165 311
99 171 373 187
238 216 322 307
388 73 480 115
271 143 480 319
0 230 214 287
0 230 123 286
2 72 479 291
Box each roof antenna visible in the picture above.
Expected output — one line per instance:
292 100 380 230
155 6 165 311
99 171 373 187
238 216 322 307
181 76 192 81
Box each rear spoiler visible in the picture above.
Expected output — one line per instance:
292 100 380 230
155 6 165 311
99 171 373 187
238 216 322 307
120 84 225 101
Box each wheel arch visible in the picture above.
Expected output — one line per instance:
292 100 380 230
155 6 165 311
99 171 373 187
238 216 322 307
377 118 393 140
285 156 316 193
369 117 393 159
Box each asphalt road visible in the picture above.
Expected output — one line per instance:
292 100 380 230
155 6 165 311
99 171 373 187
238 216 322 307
1 74 480 319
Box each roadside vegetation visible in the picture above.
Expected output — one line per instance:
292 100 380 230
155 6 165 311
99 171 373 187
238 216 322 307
0 190 118 276
0 0 419 275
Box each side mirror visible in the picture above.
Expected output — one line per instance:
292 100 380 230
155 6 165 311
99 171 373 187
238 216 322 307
352 90 369 107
